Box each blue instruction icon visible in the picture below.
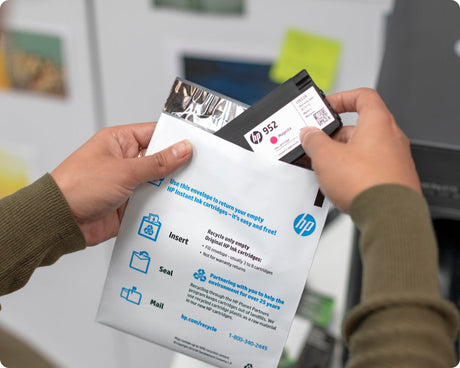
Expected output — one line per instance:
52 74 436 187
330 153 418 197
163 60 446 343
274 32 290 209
194 269 206 282
120 286 142 305
148 178 165 187
138 213 161 242
130 250 150 273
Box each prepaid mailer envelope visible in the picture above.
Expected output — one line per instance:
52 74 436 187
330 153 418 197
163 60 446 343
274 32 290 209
97 113 329 368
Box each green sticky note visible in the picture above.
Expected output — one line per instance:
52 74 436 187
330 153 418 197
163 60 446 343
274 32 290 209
270 29 342 93
296 287 335 328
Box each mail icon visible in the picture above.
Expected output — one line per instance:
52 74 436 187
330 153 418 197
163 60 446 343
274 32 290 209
129 250 151 274
120 286 142 305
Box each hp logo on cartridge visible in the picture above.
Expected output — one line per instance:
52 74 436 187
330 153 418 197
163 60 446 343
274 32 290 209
293 213 316 236
249 130 263 144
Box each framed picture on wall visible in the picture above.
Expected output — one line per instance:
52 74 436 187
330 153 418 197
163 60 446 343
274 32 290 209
152 0 245 15
183 55 279 106
0 29 67 97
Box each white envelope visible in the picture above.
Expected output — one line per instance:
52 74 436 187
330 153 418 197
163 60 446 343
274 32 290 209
97 113 329 368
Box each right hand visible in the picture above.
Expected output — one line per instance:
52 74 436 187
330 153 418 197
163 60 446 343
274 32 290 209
51 122 192 246
299 88 421 213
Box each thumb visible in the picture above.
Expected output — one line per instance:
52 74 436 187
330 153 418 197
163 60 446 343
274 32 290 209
299 127 334 159
129 139 193 185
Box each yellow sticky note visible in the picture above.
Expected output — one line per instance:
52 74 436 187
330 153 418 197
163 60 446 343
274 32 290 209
0 148 30 199
270 29 342 93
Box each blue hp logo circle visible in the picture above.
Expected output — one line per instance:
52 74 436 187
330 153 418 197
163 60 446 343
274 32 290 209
293 214 316 236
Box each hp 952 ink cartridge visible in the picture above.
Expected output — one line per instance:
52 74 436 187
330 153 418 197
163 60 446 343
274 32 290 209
215 69 342 163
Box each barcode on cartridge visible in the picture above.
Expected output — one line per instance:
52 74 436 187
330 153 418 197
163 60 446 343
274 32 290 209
313 108 332 127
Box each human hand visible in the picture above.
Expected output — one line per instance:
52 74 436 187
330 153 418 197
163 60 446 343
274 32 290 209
51 122 192 246
299 88 421 213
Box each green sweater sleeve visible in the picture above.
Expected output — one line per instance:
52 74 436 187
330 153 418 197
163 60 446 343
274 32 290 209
343 184 459 368
0 174 86 296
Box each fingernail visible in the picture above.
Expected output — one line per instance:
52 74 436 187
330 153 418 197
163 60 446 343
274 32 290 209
172 140 192 159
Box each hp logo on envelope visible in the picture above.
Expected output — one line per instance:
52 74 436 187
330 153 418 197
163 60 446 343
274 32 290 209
293 213 316 236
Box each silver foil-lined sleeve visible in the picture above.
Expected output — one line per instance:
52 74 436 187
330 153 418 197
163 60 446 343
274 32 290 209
163 78 248 133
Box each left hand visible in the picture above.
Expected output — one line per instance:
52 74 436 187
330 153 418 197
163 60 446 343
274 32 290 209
51 122 192 246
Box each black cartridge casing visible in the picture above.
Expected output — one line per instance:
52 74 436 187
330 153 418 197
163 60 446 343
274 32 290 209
214 69 342 163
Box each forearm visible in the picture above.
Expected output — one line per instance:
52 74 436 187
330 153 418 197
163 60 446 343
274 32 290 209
0 174 86 296
344 184 459 367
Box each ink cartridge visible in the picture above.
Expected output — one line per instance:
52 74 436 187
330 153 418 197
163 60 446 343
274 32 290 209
214 69 342 163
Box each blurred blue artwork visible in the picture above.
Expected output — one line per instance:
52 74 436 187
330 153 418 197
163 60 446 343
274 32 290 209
183 56 279 106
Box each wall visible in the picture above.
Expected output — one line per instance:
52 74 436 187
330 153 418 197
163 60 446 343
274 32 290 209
0 0 393 367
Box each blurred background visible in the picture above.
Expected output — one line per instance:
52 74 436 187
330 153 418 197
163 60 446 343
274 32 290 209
0 0 459 367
